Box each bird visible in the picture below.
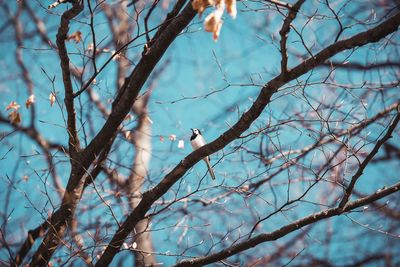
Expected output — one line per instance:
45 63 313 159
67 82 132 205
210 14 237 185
190 128 216 180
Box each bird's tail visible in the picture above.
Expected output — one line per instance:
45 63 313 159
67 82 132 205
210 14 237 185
204 158 216 180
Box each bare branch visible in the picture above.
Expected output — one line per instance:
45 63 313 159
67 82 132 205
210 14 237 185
338 109 400 209
174 180 400 266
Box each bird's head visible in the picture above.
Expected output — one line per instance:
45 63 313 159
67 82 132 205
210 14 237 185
191 128 201 136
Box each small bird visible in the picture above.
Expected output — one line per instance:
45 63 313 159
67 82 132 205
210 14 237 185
190 128 216 180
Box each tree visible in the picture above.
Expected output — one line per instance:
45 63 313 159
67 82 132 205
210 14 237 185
0 0 399 266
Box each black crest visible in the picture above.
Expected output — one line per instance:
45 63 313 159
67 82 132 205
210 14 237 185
190 128 202 140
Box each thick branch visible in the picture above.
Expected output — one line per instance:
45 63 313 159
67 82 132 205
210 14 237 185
279 0 305 78
55 1 83 154
14 221 48 266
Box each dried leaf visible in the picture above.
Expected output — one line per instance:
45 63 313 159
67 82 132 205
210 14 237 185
124 131 132 139
87 43 94 51
241 185 249 192
193 0 238 41
8 110 21 124
67 31 82 43
204 13 217 32
204 8 224 41
25 94 35 109
159 136 164 142
49 93 56 106
111 50 122 61
6 101 20 111
124 114 133 121
212 20 223 41
225 0 237 18
169 134 177 141
192 0 214 16
178 140 185 149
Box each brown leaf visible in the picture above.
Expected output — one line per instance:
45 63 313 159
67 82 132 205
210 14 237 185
87 43 94 51
225 0 237 18
193 0 237 41
192 0 214 16
204 8 224 41
124 114 133 121
178 140 185 149
25 94 35 109
6 101 20 111
111 50 122 61
49 93 56 106
67 31 82 43
124 130 132 140
8 110 21 124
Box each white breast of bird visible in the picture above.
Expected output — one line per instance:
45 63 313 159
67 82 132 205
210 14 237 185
191 135 206 150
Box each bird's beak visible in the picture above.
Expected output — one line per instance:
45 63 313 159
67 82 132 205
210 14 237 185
190 128 194 132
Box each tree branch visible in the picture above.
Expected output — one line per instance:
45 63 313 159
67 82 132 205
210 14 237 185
55 0 83 155
338 109 400 209
174 180 400 266
29 1 85 265
279 0 305 78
